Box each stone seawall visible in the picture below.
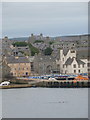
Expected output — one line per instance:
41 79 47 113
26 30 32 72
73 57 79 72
36 80 90 88
0 79 90 89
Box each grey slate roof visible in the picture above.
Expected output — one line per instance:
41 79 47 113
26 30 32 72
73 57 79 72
34 53 56 62
63 48 88 59
76 59 85 65
63 49 69 56
64 57 73 65
64 57 85 65
77 48 88 59
6 56 30 64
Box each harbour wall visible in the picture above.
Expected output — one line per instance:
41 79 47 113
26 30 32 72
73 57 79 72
0 79 90 89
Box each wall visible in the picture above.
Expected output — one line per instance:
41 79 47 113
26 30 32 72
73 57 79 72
8 63 31 77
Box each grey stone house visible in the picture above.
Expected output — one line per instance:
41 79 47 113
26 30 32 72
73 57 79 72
32 53 59 75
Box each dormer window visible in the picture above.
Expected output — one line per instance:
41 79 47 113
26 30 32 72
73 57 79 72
71 50 75 53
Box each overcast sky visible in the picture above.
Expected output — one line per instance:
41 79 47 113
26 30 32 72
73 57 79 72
2 2 88 38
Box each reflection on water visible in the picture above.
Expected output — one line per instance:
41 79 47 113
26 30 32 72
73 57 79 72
2 88 88 118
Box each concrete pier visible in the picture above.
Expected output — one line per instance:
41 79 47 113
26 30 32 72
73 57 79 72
0 79 90 89
35 80 90 88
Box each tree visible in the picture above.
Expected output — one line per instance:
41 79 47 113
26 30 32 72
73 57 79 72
28 43 39 56
12 42 28 47
49 41 54 45
34 40 44 43
44 47 53 55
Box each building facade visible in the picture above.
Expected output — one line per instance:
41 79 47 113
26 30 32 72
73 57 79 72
32 53 59 75
5 56 31 77
57 48 88 75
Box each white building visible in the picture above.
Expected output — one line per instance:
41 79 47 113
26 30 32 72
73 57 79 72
57 48 88 75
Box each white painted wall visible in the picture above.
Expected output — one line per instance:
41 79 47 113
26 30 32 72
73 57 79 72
57 49 88 74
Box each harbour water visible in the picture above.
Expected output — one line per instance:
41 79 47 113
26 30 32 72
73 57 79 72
1 88 88 118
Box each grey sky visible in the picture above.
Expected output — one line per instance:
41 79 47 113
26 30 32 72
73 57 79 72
2 2 88 38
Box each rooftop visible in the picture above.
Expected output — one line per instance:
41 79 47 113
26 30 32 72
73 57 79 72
6 56 30 64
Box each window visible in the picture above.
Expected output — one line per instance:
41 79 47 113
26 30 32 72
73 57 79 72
71 50 75 53
26 72 28 75
87 63 90 67
78 65 80 68
57 64 60 67
74 70 76 73
82 64 84 68
78 70 80 73
31 62 34 71
18 68 20 70
11 72 13 75
18 73 20 75
63 65 64 68
14 73 16 75
73 64 76 68
65 70 67 74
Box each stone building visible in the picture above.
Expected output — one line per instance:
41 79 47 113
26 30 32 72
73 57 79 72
33 42 49 51
32 53 60 75
2 61 11 79
28 33 52 44
2 36 13 56
56 48 88 74
0 58 11 82
28 33 44 44
5 56 31 77
12 46 31 56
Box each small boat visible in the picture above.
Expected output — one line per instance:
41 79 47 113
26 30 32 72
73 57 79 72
48 77 57 81
55 75 75 80
75 75 88 81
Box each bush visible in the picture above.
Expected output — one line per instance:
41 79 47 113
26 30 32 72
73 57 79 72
44 47 53 55
34 40 44 43
12 42 28 47
28 43 39 56
49 41 54 45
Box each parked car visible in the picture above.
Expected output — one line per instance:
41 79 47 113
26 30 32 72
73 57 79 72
0 81 10 86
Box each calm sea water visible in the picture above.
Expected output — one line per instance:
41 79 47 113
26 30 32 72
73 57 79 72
1 88 88 118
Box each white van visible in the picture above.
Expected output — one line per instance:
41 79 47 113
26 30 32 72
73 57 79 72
0 81 10 86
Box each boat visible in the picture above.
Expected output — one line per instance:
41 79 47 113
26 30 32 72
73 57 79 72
75 75 88 81
48 77 57 81
55 75 75 80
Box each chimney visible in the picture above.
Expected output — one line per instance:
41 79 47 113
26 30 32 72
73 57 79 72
60 49 63 60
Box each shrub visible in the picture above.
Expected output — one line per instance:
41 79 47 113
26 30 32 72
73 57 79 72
34 40 44 43
12 42 28 47
44 47 53 55
28 43 39 56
